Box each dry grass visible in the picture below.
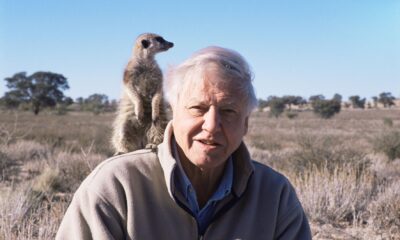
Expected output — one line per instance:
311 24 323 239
247 109 400 239
0 109 400 239
0 183 71 240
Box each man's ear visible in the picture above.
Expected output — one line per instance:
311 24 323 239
141 39 150 48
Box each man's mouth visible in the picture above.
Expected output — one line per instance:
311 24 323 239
197 139 220 146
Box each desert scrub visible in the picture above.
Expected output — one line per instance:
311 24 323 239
53 151 105 192
32 166 62 194
373 130 400 161
368 182 400 236
0 151 16 181
292 164 376 225
245 133 282 151
0 183 70 239
382 117 393 127
1 140 50 163
285 110 298 119
288 133 370 174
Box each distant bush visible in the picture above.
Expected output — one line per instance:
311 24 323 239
373 130 400 161
349 95 366 109
55 103 68 115
257 99 268 112
378 92 395 108
268 97 286 118
289 134 370 174
285 111 298 119
247 134 282 152
382 118 393 127
311 99 341 119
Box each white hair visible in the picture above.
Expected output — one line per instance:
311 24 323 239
164 46 257 114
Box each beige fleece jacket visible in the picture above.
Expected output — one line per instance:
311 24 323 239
56 123 311 240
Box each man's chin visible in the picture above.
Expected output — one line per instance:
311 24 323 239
192 155 227 170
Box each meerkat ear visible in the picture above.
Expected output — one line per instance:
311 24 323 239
141 39 150 49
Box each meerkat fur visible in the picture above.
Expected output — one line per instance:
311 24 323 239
111 33 173 154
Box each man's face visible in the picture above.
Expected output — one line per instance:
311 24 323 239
172 67 249 171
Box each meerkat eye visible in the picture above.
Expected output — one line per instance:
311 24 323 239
141 39 150 48
155 37 165 43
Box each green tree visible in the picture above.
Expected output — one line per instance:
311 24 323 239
3 72 69 115
311 99 341 119
309 94 325 103
333 93 342 103
282 95 305 110
349 95 366 109
257 98 268 112
267 96 286 118
62 97 74 106
83 94 109 114
378 92 395 108
372 96 378 108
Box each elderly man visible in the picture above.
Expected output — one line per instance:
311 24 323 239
56 47 311 239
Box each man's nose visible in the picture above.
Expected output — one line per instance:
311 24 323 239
202 107 221 133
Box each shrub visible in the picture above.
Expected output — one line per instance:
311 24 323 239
32 167 62 194
292 165 375 225
268 97 286 118
349 95 366 109
382 117 393 127
246 134 282 152
368 182 400 235
289 134 370 174
55 151 104 192
311 99 341 119
1 140 49 163
285 111 298 119
373 130 400 161
0 183 70 239
0 151 16 181
55 103 68 115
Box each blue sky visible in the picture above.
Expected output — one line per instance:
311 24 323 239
1 0 399 101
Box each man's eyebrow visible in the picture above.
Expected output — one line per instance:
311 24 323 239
184 98 206 106
218 98 240 106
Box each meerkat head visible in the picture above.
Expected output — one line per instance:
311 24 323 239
133 33 174 60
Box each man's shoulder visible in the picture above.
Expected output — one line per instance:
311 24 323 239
251 161 291 187
83 149 161 188
99 149 158 170
250 160 306 226
250 160 302 207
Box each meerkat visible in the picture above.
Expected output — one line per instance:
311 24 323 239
111 33 173 155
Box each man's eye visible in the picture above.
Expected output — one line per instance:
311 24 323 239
222 109 237 115
187 106 206 116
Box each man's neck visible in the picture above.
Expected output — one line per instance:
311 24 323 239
174 146 226 208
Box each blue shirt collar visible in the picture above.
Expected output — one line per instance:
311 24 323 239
172 138 233 206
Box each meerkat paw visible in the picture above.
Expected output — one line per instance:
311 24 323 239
145 143 157 151
135 107 144 123
113 151 125 156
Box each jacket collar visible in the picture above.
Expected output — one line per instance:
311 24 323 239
157 122 254 199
